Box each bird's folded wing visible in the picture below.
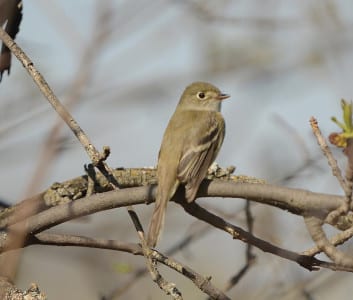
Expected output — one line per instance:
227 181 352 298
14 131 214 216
177 117 224 202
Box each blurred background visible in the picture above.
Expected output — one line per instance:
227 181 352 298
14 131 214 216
1 0 353 299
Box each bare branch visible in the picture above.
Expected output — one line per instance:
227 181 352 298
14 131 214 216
29 233 230 300
0 27 105 167
178 200 316 270
0 181 351 273
0 181 347 242
105 224 211 299
304 215 353 267
310 117 348 195
223 201 256 292
303 223 353 256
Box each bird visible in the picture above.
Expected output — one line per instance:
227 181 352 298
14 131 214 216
0 0 23 82
147 81 229 247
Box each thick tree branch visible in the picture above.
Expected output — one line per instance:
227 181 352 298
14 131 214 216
1 177 345 231
0 181 352 273
0 180 346 245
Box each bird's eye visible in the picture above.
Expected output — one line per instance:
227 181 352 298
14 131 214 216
197 92 205 99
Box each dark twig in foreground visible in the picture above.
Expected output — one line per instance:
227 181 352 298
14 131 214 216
177 200 353 272
225 200 256 291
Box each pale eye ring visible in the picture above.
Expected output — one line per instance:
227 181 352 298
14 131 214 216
197 92 205 99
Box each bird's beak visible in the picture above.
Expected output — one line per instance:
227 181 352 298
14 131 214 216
218 93 230 101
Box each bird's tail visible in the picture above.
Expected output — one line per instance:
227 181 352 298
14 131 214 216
147 199 168 247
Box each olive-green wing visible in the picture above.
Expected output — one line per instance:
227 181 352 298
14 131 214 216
177 114 225 202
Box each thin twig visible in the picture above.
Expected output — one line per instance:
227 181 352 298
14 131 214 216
127 207 183 299
304 215 353 267
309 117 353 266
221 201 256 294
303 224 353 256
310 117 350 225
0 24 112 282
0 28 104 167
344 139 353 207
0 25 173 296
310 117 348 194
105 225 211 299
25 0 114 196
29 233 230 300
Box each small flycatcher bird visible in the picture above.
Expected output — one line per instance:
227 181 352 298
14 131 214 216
147 82 229 247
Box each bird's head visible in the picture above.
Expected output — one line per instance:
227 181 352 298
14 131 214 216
178 81 230 112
